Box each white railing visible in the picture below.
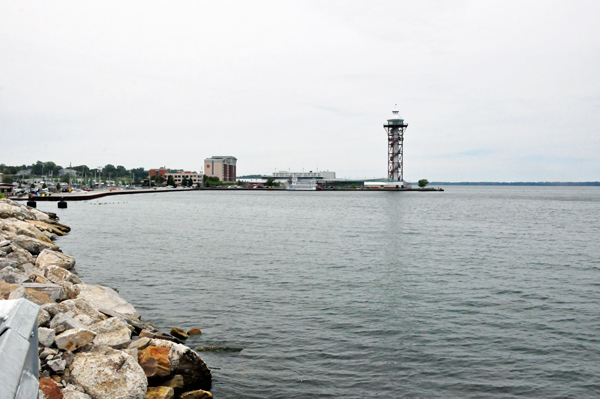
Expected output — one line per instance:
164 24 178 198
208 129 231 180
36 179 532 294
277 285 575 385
0 299 40 399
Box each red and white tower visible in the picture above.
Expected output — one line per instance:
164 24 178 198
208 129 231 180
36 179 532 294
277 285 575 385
383 106 408 182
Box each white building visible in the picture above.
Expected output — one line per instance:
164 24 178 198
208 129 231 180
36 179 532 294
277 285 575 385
272 170 336 179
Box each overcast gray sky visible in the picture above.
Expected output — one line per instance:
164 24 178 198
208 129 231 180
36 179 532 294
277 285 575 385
1 1 599 181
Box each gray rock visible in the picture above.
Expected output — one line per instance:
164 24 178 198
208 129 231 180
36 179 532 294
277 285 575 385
0 240 11 247
71 346 147 399
38 327 56 347
38 309 51 327
42 298 106 323
0 258 19 270
0 266 28 284
8 286 26 299
55 328 96 351
76 285 141 319
47 357 67 372
16 262 38 275
6 244 35 266
39 347 59 359
50 313 86 334
12 235 58 256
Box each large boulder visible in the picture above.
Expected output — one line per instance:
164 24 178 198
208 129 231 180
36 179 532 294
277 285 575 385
36 249 76 270
70 346 147 399
12 235 59 255
76 285 141 319
149 339 211 391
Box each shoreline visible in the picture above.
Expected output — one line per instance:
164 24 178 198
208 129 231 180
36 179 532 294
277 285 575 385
10 186 443 202
0 198 213 399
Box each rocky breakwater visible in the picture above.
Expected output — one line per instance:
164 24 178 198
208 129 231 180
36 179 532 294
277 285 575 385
0 199 212 399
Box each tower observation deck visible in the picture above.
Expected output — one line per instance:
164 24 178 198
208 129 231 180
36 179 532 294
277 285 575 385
383 106 408 182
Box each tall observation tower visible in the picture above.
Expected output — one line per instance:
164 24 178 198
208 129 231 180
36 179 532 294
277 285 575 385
384 105 408 183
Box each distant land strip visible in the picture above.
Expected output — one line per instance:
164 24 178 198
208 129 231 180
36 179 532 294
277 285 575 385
426 182 600 186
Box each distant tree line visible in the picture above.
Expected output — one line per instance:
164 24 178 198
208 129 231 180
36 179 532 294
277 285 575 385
0 161 177 185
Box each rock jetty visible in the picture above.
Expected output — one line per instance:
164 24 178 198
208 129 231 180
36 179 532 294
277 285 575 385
0 198 212 399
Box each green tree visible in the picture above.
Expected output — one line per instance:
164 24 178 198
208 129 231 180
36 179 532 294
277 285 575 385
56 183 61 191
265 177 280 187
167 175 175 186
181 176 188 186
42 183 47 189
418 179 429 188
104 164 116 179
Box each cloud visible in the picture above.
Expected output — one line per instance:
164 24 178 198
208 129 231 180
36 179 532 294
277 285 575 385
1 0 599 180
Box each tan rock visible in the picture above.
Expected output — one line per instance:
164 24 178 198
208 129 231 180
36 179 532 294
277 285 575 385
187 328 202 336
55 328 97 351
179 390 212 399
71 346 147 399
36 249 76 270
145 386 174 399
44 265 83 284
39 377 64 399
139 346 172 378
76 284 141 319
170 327 188 340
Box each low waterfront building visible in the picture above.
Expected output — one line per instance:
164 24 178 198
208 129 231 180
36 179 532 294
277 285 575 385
165 171 202 186
272 170 336 179
0 173 16 196
204 156 237 182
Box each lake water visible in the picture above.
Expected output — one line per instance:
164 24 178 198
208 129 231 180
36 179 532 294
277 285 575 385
36 187 600 398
